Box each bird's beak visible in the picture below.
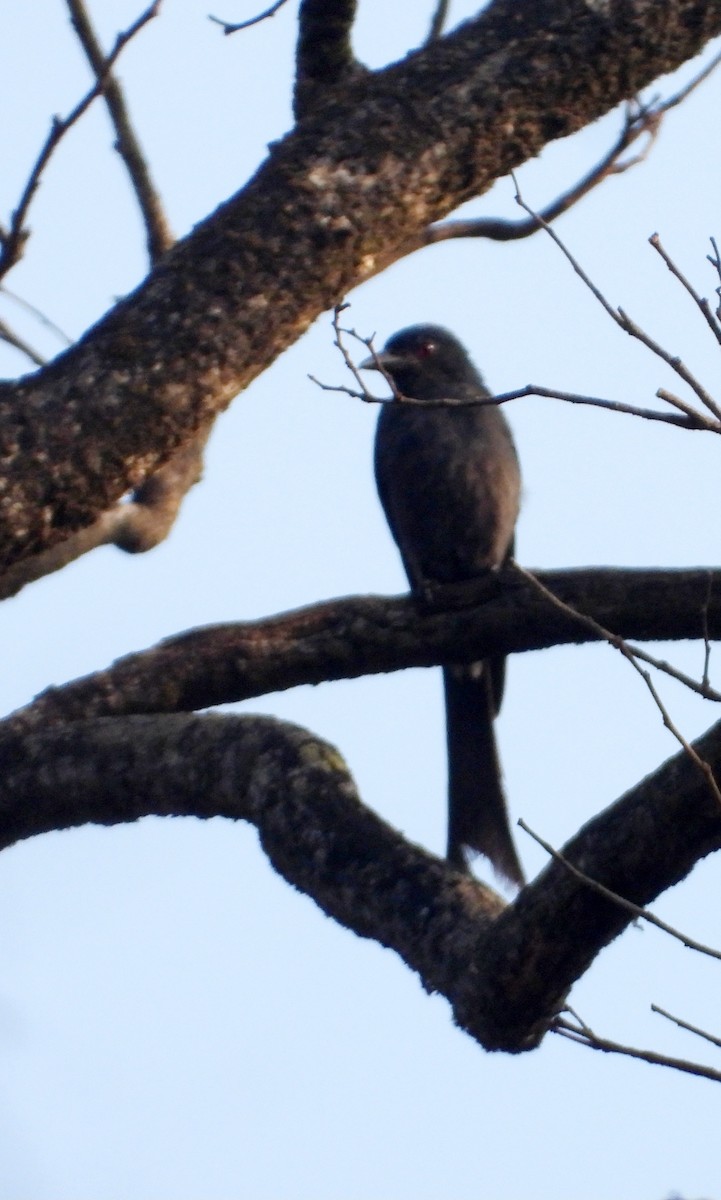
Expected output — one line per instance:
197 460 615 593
359 350 404 373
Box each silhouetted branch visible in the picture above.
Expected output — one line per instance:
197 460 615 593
209 0 291 36
0 1 161 279
426 49 721 247
513 563 721 793
426 0 450 42
1 705 720 1052
554 1011 721 1083
0 319 45 368
6 566 721 736
0 286 72 346
2 2 721 569
520 820 721 960
67 0 172 264
650 232 721 348
652 1004 721 1049
313 313 719 429
512 174 721 423
427 103 662 245
708 236 721 319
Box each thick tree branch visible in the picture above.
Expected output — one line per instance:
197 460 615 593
1 0 719 570
426 100 661 246
0 422 210 599
425 49 721 246
427 0 451 44
6 566 721 737
294 0 366 119
0 710 719 1052
59 1 209 582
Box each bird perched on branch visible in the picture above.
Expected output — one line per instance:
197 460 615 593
364 324 524 888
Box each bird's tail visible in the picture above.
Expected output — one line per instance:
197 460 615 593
443 663 524 889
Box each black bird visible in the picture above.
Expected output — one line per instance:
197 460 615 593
364 324 523 888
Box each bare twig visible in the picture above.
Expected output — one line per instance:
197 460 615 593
66 0 172 264
512 563 721 699
702 571 714 692
511 174 721 423
707 236 721 320
316 375 716 429
209 0 290 35
652 1004 721 1050
312 313 717 430
426 49 721 246
0 319 45 368
0 2 161 279
0 286 72 346
553 1012 721 1084
520 819 721 961
332 304 397 395
49 1 206 588
512 563 721 805
427 101 661 245
649 233 721 348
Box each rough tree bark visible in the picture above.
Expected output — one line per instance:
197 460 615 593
2 0 721 1054
2 0 721 566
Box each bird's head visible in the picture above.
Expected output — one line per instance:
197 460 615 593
360 324 482 399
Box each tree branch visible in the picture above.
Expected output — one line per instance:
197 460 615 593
209 0 291 36
293 0 366 119
426 0 450 43
425 48 721 246
0 709 719 1052
6 566 721 736
1 0 720 569
0 318 45 368
0 421 210 599
0 2 161 280
62 1 208 579
554 1011 721 1083
66 0 173 264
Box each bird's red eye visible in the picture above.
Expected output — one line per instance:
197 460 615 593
415 340 436 359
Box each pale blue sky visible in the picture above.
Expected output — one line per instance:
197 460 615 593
1 3 721 1197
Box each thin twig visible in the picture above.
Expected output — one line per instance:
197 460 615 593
311 370 715 430
512 562 721 806
426 48 721 247
312 306 719 430
649 233 721 348
702 571 714 692
652 1004 721 1050
512 173 721 423
427 101 661 245
0 319 45 368
553 1013 721 1084
613 640 721 702
707 236 721 321
519 819 721 961
0 286 72 345
0 2 161 280
208 0 290 35
66 0 172 264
